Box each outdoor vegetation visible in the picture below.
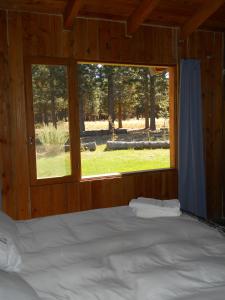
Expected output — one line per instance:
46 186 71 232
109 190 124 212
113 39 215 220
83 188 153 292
31 63 171 179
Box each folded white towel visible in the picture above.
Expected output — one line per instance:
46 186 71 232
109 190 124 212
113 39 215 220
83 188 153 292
129 197 160 208
129 197 181 219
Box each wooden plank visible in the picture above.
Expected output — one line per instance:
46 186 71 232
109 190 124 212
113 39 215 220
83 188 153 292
67 182 80 212
97 20 123 62
31 184 67 217
180 30 224 218
122 175 135 204
180 0 225 40
8 12 30 219
64 0 84 30
205 32 223 218
1 1 225 32
74 18 99 60
80 181 92 210
68 59 82 181
22 15 177 65
73 18 88 59
169 67 177 168
127 0 160 36
22 13 71 58
0 11 15 218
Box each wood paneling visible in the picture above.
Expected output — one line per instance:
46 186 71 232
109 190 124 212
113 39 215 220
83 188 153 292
180 0 225 40
169 67 177 168
0 11 30 219
64 0 84 29
31 170 178 217
22 14 177 65
223 38 225 218
22 14 73 58
31 182 80 218
179 31 224 218
7 12 31 219
72 18 177 65
0 11 223 220
1 1 225 32
0 11 14 217
127 0 160 36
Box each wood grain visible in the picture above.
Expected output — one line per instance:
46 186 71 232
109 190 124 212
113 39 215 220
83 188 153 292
179 31 224 218
1 1 225 32
127 0 160 36
180 0 225 40
64 0 84 29
169 67 177 168
31 170 178 217
0 11 223 220
7 12 30 219
0 11 15 217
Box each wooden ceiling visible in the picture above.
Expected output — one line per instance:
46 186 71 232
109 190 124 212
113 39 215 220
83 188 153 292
1 0 225 35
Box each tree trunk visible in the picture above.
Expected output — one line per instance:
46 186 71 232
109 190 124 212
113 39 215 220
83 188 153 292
118 99 123 128
79 95 85 132
50 98 57 129
49 69 57 129
107 68 115 131
43 110 49 126
143 69 150 129
150 75 156 131
77 69 85 132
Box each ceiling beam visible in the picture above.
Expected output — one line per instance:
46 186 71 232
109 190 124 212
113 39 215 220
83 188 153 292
180 0 225 40
64 0 84 30
127 0 160 36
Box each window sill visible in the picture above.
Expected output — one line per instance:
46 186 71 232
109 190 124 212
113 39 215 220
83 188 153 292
80 167 177 182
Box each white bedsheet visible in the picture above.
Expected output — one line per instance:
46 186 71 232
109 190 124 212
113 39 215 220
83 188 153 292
16 206 225 300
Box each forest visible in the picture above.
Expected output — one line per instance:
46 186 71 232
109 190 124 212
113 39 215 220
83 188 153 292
32 63 169 132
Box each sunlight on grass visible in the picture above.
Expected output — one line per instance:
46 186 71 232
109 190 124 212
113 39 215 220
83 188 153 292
84 118 169 131
81 146 170 176
37 153 71 179
37 146 170 178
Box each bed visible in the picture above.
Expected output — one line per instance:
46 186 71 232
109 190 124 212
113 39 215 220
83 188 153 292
1 205 225 300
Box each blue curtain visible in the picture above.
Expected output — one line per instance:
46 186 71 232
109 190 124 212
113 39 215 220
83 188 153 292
179 59 207 218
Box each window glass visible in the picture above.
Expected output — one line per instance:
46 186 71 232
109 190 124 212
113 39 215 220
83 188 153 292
77 63 171 178
31 64 71 179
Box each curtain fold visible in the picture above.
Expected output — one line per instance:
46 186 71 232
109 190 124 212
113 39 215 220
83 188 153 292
179 59 207 218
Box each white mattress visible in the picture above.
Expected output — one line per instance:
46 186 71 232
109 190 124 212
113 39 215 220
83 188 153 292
16 206 225 300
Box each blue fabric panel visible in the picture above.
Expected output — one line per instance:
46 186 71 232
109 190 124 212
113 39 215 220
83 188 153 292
179 59 207 218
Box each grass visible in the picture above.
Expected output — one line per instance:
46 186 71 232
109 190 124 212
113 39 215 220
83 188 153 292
84 118 169 131
35 118 170 179
36 152 72 179
36 145 170 178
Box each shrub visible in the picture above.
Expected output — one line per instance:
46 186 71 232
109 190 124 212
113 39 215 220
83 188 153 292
38 125 68 145
37 125 69 156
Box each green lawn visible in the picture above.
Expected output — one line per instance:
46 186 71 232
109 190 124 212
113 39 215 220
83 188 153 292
37 146 170 179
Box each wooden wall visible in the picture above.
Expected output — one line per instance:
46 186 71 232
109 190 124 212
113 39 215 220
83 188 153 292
0 10 223 219
180 32 224 218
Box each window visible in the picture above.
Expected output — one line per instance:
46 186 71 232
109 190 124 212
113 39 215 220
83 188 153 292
28 63 72 180
77 63 175 178
26 59 175 183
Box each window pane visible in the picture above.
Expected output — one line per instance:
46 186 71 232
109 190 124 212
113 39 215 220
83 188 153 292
77 63 171 178
31 64 71 179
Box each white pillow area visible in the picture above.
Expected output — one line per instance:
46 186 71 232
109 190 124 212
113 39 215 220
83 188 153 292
129 197 181 218
0 211 22 272
0 270 40 300
0 211 18 236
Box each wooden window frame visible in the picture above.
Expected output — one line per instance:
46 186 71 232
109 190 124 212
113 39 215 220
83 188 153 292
25 57 81 186
25 58 177 185
76 61 177 181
